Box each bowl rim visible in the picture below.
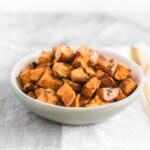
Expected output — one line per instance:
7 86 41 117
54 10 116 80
10 50 145 111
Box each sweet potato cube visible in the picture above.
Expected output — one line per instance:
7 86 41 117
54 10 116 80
63 79 81 92
30 67 45 82
86 95 111 107
95 69 115 88
120 78 137 95
81 77 100 98
84 66 95 77
89 51 99 66
77 45 92 57
35 88 47 103
114 64 131 80
79 97 90 107
97 88 119 101
57 83 76 107
39 51 52 64
53 45 74 63
19 69 30 85
70 68 89 83
53 62 72 78
27 91 36 99
71 94 80 107
116 88 126 101
98 55 117 76
23 81 34 93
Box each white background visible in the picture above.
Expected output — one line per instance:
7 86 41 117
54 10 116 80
0 0 150 13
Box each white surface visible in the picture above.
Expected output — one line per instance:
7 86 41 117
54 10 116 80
0 0 150 13
10 49 144 125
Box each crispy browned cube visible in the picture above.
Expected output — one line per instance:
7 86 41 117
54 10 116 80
86 95 111 107
114 64 131 81
23 81 34 93
116 88 126 101
120 78 137 95
81 77 100 98
77 45 92 57
19 69 30 85
35 88 47 103
71 94 80 107
53 45 74 63
30 67 45 82
98 55 117 76
63 79 81 92
79 97 90 107
84 66 95 77
89 51 99 66
53 62 72 78
97 88 119 101
39 51 52 64
95 69 115 88
73 55 89 68
27 91 36 99
57 83 76 107
71 67 89 83
38 67 62 90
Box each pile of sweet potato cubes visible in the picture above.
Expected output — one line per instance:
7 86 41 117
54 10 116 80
19 45 137 107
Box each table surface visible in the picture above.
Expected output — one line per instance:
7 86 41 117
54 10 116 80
0 14 150 150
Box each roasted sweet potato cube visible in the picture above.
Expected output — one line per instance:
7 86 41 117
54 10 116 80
53 62 72 78
77 45 92 57
38 67 62 90
30 67 45 82
35 88 47 103
23 81 34 93
86 95 111 107
70 68 89 83
53 45 74 63
71 94 80 107
84 66 95 77
73 55 89 68
120 78 137 95
81 77 100 98
114 64 131 80
79 97 90 107
19 69 30 85
57 83 76 107
98 55 117 76
116 88 126 101
97 88 119 101
27 91 36 99
63 79 81 92
39 51 52 64
89 51 99 66
95 69 115 88
45 89 59 105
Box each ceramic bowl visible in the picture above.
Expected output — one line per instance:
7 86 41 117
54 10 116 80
10 50 144 125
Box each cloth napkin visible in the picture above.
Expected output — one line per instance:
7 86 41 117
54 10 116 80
0 43 150 150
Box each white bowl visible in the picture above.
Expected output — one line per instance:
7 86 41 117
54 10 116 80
10 50 144 125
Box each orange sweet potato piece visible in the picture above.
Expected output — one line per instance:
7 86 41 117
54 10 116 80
95 69 116 88
114 64 131 81
35 88 47 103
97 88 119 101
57 83 76 107
39 51 52 64
23 81 34 93
71 94 80 107
53 45 74 63
115 88 126 101
30 67 45 82
70 68 89 83
63 79 81 92
53 62 72 78
79 97 90 107
81 77 100 98
38 67 62 90
120 78 137 95
77 45 92 57
89 51 99 66
19 69 30 85
86 95 111 107
97 55 117 76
